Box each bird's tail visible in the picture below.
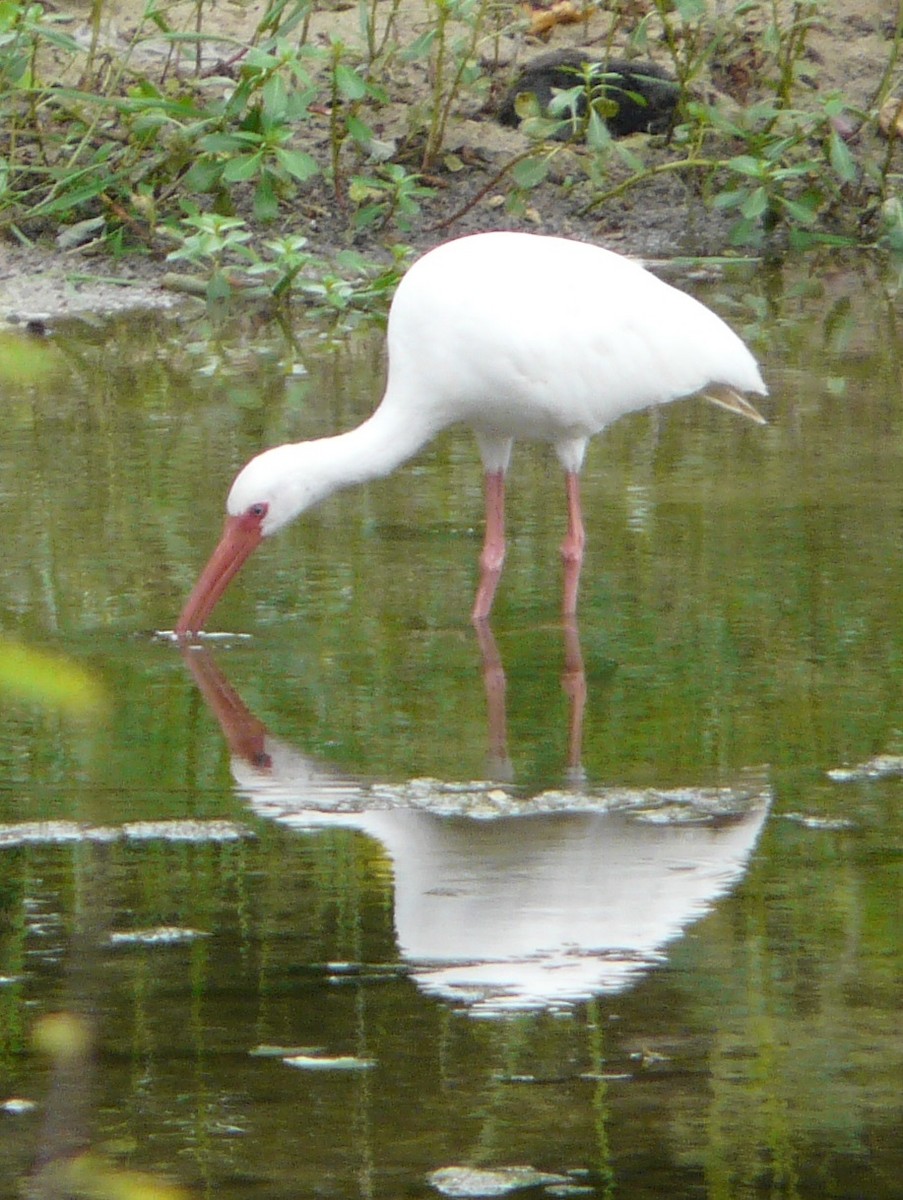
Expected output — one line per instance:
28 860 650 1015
703 384 767 426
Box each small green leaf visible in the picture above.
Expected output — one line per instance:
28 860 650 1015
780 195 820 225
828 129 857 184
511 156 550 188
335 64 367 101
586 108 611 151
513 91 541 121
245 47 281 71
345 114 374 146
262 73 288 118
222 153 263 183
206 269 233 303
520 116 565 142
740 186 768 219
614 141 644 172
182 158 223 192
352 203 385 232
199 132 248 154
276 148 319 182
548 85 583 119
711 185 748 211
349 176 381 203
674 0 706 20
727 155 765 179
402 29 436 60
591 96 619 121
253 173 279 221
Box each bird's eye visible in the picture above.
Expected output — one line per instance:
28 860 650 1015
248 502 269 520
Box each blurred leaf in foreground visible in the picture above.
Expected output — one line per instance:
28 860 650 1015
35 1153 192 1200
0 331 62 386
32 1015 192 1198
0 639 106 718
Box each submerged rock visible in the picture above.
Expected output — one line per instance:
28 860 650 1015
428 1166 570 1197
497 50 679 137
826 753 903 782
282 1053 376 1071
109 926 210 946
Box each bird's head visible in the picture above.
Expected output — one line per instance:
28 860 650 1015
175 444 317 637
225 443 318 536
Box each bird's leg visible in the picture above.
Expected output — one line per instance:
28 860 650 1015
472 469 507 622
560 471 586 616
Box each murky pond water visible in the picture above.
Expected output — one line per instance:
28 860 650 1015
1 254 901 1198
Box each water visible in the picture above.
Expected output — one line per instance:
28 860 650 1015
0 254 900 1198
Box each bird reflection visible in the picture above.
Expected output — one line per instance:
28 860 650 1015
472 617 586 783
182 629 769 1015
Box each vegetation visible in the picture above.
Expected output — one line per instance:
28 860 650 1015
0 0 901 303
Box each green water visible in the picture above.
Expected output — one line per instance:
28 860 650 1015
0 254 900 1198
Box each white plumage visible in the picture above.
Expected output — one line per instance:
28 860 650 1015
176 231 766 634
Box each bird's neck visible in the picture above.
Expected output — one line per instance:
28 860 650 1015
305 394 438 495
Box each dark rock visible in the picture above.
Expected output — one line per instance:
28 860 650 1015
497 49 679 138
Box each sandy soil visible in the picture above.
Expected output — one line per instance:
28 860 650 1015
0 0 896 322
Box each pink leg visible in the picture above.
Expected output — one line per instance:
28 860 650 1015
561 471 586 616
472 470 506 622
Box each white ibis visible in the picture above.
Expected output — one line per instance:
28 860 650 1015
175 231 766 634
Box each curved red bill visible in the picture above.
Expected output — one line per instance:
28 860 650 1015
175 514 264 636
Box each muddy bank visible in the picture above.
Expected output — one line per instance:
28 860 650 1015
0 0 895 322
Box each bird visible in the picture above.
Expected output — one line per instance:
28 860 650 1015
175 231 766 635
